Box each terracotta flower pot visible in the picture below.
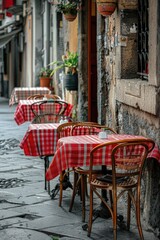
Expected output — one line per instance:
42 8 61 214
63 13 77 22
96 0 117 16
39 77 52 88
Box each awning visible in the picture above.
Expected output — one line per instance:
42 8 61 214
0 27 22 48
2 0 15 10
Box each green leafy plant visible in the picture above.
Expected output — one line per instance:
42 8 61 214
50 51 78 76
55 0 81 15
39 67 53 77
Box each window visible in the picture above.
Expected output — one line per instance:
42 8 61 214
138 0 149 79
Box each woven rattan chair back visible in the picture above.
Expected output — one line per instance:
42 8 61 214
31 99 69 123
27 94 44 100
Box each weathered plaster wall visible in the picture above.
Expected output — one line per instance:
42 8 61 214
62 14 78 115
117 103 160 143
97 14 109 125
32 0 43 87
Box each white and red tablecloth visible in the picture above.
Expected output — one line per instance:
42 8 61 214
9 87 51 106
46 134 160 181
14 100 73 125
20 123 60 156
20 124 101 156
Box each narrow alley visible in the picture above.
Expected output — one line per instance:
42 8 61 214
0 97 158 240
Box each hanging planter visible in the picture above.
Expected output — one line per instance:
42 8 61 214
51 0 81 22
96 0 117 17
64 73 78 91
118 0 138 10
63 12 77 22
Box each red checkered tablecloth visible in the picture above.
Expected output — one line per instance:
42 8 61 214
9 87 51 106
14 100 73 125
46 134 160 181
20 123 60 156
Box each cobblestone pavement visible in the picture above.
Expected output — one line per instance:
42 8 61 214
0 97 158 240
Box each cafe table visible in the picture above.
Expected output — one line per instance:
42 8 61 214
20 122 73 194
14 100 73 125
46 134 160 181
9 87 51 106
20 123 60 156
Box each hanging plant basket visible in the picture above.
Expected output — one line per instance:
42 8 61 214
96 0 117 16
64 73 78 91
63 13 77 22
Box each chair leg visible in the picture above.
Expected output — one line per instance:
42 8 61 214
136 191 144 240
109 190 113 209
59 172 64 207
85 175 89 198
87 186 93 237
46 157 50 194
44 157 47 190
81 174 86 222
112 193 117 240
127 191 131 230
69 171 79 212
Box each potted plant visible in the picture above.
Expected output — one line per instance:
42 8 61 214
54 0 81 22
96 0 117 17
50 51 78 91
39 67 53 88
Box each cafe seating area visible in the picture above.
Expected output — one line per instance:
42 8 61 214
9 87 160 240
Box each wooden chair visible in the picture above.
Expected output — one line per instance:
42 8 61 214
30 99 69 123
55 122 98 207
30 100 70 193
27 94 44 100
56 122 79 206
45 94 61 100
87 138 155 240
69 122 117 222
27 94 61 100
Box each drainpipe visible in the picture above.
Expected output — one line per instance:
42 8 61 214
88 0 91 121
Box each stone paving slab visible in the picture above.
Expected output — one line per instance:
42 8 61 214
0 217 30 229
0 228 52 240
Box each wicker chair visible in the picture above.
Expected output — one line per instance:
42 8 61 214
87 138 155 240
55 122 98 207
55 122 79 206
27 94 61 100
45 94 61 100
27 94 44 100
30 99 71 193
30 99 69 123
69 122 117 222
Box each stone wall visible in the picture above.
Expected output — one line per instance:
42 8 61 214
116 103 160 145
96 0 160 237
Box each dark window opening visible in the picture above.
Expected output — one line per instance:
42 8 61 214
138 0 149 80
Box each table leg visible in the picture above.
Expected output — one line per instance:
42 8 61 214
50 172 73 199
